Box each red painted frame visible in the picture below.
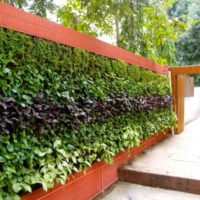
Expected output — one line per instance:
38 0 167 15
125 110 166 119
21 130 169 200
0 3 168 73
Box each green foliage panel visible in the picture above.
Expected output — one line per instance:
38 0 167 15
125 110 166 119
0 28 170 104
0 28 176 199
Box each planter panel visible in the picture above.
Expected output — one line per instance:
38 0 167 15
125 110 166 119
38 187 67 200
102 151 133 189
67 167 102 200
21 184 66 200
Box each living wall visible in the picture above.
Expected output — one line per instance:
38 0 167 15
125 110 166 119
0 28 175 199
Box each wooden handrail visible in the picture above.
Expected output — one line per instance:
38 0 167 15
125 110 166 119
170 65 200 75
170 64 200 134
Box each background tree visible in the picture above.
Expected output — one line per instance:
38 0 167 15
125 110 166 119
29 0 56 17
176 23 200 66
170 0 200 65
0 0 56 17
0 0 27 8
119 0 178 65
169 0 200 85
58 0 178 65
57 0 125 40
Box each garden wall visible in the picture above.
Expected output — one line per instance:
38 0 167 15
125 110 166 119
0 3 174 200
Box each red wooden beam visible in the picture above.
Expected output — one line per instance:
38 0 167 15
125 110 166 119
170 65 200 75
0 3 168 73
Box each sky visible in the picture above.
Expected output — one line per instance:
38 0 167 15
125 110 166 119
47 0 66 21
54 0 66 6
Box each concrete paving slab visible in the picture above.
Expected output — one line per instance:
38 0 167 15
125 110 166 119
97 182 200 200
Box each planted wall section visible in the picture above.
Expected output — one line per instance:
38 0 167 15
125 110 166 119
0 28 175 199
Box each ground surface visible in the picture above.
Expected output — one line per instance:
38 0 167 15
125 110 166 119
98 117 200 199
98 182 200 200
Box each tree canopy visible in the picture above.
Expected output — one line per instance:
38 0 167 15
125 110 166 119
170 0 200 66
1 0 56 17
119 0 177 65
58 0 178 65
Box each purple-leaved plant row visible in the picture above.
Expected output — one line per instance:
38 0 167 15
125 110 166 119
0 92 172 135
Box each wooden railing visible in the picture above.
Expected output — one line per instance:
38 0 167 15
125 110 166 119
170 65 200 133
184 75 194 97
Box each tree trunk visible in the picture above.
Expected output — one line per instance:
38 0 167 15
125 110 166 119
115 13 120 46
114 0 120 46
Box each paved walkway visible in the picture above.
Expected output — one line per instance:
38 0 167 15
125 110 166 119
98 182 200 200
98 117 200 199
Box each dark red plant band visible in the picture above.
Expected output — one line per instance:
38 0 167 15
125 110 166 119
0 93 172 135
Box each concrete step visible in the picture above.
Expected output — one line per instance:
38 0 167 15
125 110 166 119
119 163 200 195
97 182 200 200
97 118 200 199
118 122 200 195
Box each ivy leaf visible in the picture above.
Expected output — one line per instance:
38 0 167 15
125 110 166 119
12 183 22 193
41 180 48 192
22 183 32 193
34 149 47 157
0 156 4 163
53 140 62 148
6 144 14 152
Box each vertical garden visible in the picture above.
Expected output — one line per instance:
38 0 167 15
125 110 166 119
0 28 175 199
